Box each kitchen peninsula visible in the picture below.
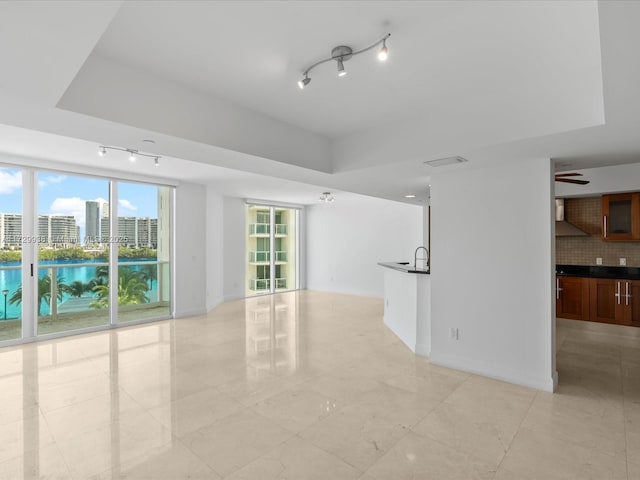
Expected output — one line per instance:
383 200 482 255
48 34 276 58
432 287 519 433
378 261 431 356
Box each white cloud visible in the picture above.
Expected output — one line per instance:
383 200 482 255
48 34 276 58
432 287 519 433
38 174 67 188
49 197 86 227
118 199 138 212
0 170 22 194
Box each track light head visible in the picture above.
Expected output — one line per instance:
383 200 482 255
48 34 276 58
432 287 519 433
98 146 107 157
298 75 311 90
337 58 347 77
128 151 136 162
378 39 388 61
154 157 159 167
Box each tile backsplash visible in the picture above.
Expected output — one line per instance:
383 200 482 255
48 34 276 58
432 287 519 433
556 197 640 266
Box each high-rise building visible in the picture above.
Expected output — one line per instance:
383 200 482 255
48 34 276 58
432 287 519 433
0 213 22 248
85 201 100 244
38 215 79 247
102 202 109 218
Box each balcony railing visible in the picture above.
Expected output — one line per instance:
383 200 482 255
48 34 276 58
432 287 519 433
0 260 170 340
249 277 288 291
249 224 288 236
248 251 288 263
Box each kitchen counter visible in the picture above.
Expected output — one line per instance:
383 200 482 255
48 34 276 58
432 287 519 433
377 261 430 274
556 264 640 280
378 262 430 357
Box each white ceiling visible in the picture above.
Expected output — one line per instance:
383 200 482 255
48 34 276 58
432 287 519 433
0 1 638 206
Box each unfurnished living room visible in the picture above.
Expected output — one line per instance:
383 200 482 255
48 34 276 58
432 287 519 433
0 1 639 479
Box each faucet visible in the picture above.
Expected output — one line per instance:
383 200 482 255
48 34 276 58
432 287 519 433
414 246 430 272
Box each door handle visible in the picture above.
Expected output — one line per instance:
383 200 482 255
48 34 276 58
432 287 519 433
615 281 621 304
603 215 608 238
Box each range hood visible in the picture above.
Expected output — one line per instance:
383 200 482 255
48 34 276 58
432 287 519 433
555 199 589 237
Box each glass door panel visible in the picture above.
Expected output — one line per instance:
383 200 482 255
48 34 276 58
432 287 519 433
36 173 110 335
0 167 23 341
275 208 296 292
246 205 298 296
116 182 171 322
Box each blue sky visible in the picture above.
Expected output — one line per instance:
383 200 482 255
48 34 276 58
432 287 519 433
0 168 159 239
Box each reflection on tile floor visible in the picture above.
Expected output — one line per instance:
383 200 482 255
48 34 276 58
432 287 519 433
0 291 638 479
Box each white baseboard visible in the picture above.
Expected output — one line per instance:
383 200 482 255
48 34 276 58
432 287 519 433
429 351 555 392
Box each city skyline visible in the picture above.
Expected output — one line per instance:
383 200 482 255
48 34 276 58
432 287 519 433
0 169 159 240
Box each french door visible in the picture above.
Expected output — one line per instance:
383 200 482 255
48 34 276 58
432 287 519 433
246 204 299 296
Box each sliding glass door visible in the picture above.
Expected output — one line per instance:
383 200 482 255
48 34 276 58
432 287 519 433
0 167 23 341
246 204 298 296
0 165 173 345
36 173 111 335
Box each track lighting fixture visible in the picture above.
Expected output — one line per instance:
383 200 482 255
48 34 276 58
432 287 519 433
378 38 388 62
297 33 390 89
97 145 162 167
319 192 335 203
298 74 311 90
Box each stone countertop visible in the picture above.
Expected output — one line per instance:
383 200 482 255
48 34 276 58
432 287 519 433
378 262 430 275
556 264 640 280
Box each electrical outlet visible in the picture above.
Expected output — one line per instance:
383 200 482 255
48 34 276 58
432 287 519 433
596 257 603 265
620 258 627 266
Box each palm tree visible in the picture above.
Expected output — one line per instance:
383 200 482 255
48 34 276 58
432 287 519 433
65 280 88 298
9 274 68 316
140 263 157 290
90 268 149 309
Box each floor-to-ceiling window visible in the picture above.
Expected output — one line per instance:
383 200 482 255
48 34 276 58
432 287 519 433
246 204 299 296
0 165 174 346
0 167 23 341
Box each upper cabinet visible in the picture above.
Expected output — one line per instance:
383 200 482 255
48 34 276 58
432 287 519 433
602 193 640 241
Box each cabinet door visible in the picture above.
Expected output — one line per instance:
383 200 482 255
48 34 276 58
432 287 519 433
556 276 589 320
602 193 640 241
589 278 624 324
623 280 640 327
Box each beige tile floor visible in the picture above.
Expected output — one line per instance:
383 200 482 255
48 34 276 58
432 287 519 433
0 290 638 479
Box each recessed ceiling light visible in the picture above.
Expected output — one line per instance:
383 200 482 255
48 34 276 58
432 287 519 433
404 194 416 198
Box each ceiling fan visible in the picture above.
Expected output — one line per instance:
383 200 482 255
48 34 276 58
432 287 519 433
555 173 590 185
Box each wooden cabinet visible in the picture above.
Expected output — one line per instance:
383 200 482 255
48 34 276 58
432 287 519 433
556 274 640 327
588 277 640 326
589 278 622 324
621 280 640 327
556 276 589 320
602 193 640 241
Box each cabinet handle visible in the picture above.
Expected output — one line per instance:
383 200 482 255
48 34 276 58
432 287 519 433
603 215 608 238
626 282 630 306
556 278 563 300
615 281 621 304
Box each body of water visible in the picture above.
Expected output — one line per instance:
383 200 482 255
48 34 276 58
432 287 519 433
0 258 158 319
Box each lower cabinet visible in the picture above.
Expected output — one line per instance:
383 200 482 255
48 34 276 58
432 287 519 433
556 276 589 320
590 278 640 326
557 276 640 327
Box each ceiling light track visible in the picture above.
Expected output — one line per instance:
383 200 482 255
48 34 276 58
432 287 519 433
298 33 390 89
98 145 161 166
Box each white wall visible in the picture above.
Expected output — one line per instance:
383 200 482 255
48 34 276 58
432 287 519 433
222 196 246 301
306 194 424 298
174 182 207 317
206 187 224 310
556 162 640 197
430 157 556 392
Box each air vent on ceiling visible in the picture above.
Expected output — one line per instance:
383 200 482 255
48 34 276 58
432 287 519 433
424 156 469 167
